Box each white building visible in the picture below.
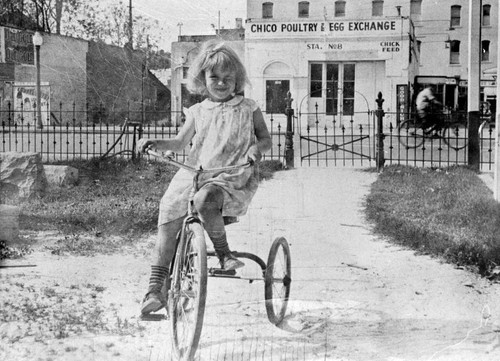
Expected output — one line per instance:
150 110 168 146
170 0 497 127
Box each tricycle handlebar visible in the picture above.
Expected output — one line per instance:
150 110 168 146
145 149 254 174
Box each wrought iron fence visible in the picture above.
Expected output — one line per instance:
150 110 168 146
0 104 286 163
382 109 496 171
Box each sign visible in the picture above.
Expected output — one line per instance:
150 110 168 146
304 40 401 55
396 84 408 124
2 27 35 65
460 80 497 87
247 19 403 39
13 83 50 125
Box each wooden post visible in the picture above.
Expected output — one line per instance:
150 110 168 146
285 91 294 168
376 92 385 171
494 2 500 201
467 0 481 171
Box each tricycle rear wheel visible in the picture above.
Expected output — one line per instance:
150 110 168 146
264 237 291 325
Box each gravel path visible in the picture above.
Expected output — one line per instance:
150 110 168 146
2 167 500 361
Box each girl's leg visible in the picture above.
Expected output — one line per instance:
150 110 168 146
141 217 183 315
193 184 244 270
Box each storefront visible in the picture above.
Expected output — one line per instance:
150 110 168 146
415 75 497 117
245 17 416 127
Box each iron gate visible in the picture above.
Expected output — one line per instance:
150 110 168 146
297 105 376 167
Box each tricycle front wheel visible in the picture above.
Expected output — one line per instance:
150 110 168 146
169 222 207 361
264 237 291 325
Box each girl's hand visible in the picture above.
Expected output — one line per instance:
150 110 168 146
137 138 157 153
246 145 262 163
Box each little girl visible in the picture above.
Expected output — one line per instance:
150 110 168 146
138 40 272 315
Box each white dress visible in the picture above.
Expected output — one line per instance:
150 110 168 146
158 95 259 226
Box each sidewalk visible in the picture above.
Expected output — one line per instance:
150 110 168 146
479 171 495 194
220 166 500 361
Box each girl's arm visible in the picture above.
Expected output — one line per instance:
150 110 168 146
247 108 272 162
138 114 195 153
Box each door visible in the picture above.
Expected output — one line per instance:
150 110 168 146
309 62 356 124
266 80 290 115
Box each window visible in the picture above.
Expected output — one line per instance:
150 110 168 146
335 1 346 17
482 40 490 62
342 64 355 116
483 4 491 26
262 2 273 19
266 80 290 114
298 1 309 18
450 5 461 27
326 63 339 114
410 0 422 16
372 0 384 16
450 40 460 64
310 63 322 97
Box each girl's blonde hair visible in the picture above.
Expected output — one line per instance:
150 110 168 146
187 40 249 96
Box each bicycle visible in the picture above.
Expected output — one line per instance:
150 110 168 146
144 149 292 361
397 110 468 151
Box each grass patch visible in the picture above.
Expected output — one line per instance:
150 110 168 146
364 165 500 276
20 157 174 237
18 157 283 256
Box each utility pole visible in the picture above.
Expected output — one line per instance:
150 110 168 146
467 0 481 171
127 0 133 49
495 3 500 200
218 11 221 36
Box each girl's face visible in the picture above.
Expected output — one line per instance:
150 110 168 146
205 65 236 102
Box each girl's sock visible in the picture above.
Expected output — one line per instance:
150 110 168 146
210 233 231 257
147 265 169 293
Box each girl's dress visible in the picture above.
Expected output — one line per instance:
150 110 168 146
158 95 259 226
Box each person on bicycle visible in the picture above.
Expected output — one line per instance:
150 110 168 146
137 40 272 315
416 86 443 136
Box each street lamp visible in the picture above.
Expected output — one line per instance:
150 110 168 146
32 31 43 129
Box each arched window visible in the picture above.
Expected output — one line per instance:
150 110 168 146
299 1 309 18
450 5 461 27
483 4 491 26
372 0 384 16
450 40 460 64
335 1 346 17
262 2 273 19
482 40 490 62
410 0 422 16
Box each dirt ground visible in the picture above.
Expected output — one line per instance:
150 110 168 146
2 167 500 361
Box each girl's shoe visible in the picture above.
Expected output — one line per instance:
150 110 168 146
141 291 165 315
220 253 245 270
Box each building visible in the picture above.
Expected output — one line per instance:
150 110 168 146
0 26 171 126
413 0 497 115
170 0 497 127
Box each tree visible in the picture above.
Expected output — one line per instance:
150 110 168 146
0 0 167 53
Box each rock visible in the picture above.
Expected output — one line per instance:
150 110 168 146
44 165 79 188
0 204 20 242
0 152 47 203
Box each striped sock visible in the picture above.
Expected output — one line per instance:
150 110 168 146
148 265 169 293
210 234 231 257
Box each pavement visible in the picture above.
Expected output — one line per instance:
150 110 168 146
479 171 496 194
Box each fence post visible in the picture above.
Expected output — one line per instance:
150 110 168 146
467 111 480 171
376 92 385 171
285 91 294 168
